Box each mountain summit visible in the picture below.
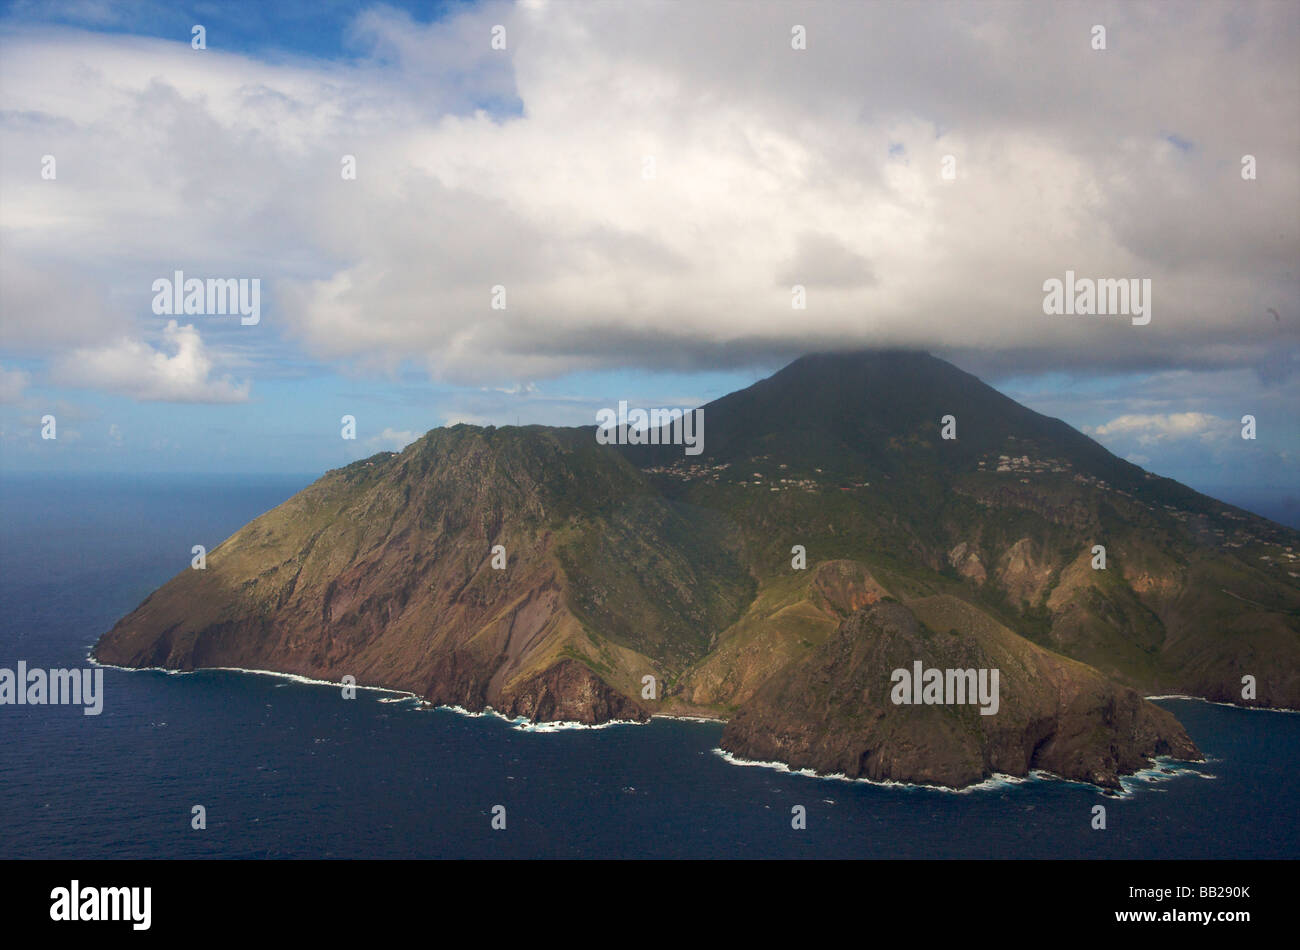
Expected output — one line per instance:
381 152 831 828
95 351 1300 788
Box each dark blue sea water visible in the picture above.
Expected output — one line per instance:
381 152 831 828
1 473 1297 859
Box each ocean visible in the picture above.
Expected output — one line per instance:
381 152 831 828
1 473 1296 859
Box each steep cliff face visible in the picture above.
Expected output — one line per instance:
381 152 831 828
496 659 649 724
95 350 1300 788
720 601 1198 789
94 425 749 721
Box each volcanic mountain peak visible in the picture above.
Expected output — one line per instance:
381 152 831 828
617 349 1138 487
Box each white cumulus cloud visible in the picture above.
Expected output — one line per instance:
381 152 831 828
367 427 420 451
1087 412 1228 445
1 1 1295 389
52 320 250 403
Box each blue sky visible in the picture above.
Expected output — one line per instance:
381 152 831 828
2 0 477 60
0 0 1295 525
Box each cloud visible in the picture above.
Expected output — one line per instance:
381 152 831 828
0 366 29 404
1087 412 1230 445
0 1 1296 391
52 320 250 403
778 233 876 290
367 427 419 451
